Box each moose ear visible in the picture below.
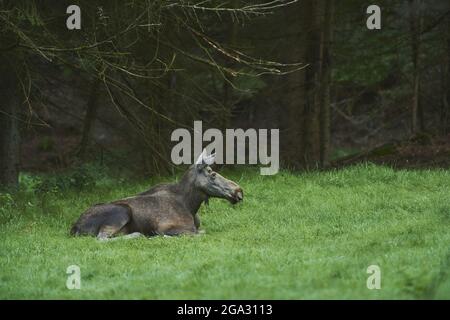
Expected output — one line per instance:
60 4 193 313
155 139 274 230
195 149 207 165
195 149 216 169
203 153 216 165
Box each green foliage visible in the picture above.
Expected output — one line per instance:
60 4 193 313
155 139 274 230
234 74 267 99
0 193 15 225
61 66 73 79
333 25 402 86
37 136 54 152
0 165 449 299
24 164 111 195
332 0 409 87
19 173 42 192
330 147 360 161
17 1 44 27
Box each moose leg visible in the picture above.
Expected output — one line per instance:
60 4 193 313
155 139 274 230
162 226 199 237
99 232 144 242
194 214 201 229
96 205 132 240
193 214 206 234
156 217 198 237
163 229 196 236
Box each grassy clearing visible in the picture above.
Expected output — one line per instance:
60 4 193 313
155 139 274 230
0 164 449 299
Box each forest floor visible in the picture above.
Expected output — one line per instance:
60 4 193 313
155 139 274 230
332 133 450 169
0 164 449 299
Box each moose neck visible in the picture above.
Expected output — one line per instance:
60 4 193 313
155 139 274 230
177 170 208 215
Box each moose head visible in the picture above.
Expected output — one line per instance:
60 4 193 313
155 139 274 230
190 149 244 204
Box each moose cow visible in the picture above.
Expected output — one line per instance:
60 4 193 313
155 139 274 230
70 150 243 240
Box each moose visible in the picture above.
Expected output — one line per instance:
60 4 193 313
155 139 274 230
70 150 243 240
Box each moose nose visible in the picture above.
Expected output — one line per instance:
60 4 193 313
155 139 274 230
235 187 244 201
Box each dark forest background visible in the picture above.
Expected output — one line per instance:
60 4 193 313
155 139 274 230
1 0 449 189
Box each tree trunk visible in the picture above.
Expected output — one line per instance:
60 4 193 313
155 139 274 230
284 0 322 169
222 0 239 129
409 0 423 135
441 16 450 134
0 59 21 190
301 0 322 169
319 0 335 168
78 78 100 159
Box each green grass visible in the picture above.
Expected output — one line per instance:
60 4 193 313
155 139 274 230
0 164 449 299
